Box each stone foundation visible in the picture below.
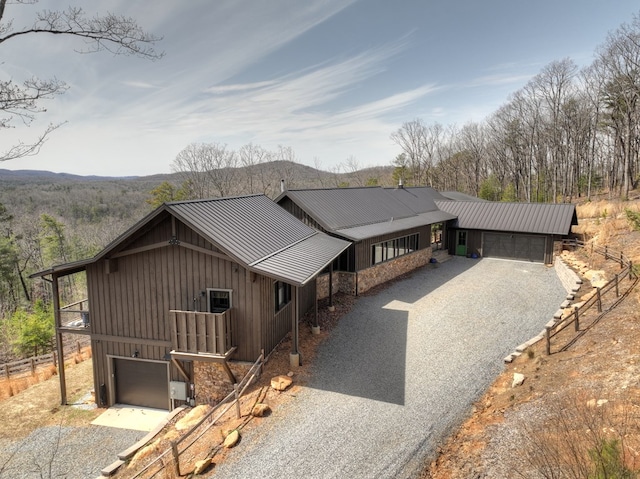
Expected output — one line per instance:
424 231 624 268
193 361 253 406
356 247 432 295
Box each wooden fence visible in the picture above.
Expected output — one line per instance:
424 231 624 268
0 337 90 381
545 240 638 355
129 351 265 479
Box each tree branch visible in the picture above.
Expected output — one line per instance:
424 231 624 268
0 6 163 60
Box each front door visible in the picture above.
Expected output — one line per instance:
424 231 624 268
456 230 468 256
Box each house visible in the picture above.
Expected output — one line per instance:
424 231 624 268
436 197 578 263
31 195 349 410
276 186 456 296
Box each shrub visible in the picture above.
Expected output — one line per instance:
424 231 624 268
625 208 640 231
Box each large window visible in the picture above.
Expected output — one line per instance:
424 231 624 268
207 289 232 313
371 233 419 266
274 281 291 312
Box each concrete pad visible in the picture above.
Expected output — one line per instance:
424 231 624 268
91 404 169 432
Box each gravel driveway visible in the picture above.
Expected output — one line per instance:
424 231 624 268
213 257 567 479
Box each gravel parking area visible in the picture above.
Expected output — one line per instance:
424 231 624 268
0 426 145 479
213 257 567 479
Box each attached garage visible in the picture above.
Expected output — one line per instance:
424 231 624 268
112 358 169 410
437 200 578 264
482 232 546 263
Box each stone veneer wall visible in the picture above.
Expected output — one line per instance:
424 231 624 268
316 270 341 299
193 361 253 405
356 247 433 295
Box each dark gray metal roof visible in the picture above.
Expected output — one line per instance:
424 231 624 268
252 233 350 285
384 187 448 213
168 195 315 266
436 200 577 235
33 195 349 286
279 187 449 240
336 210 456 241
280 188 417 231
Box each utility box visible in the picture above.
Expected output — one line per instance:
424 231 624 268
169 381 187 401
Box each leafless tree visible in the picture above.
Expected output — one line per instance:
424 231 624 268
0 1 163 162
239 143 271 194
171 143 238 199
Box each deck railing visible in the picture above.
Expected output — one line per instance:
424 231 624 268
169 309 235 356
59 298 90 329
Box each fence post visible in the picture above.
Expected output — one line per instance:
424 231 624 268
31 358 36 375
615 274 619 298
596 288 602 313
53 351 57 368
545 327 551 355
574 307 580 332
171 441 181 477
77 341 81 355
604 245 608 260
621 251 624 269
234 383 241 419
4 364 9 381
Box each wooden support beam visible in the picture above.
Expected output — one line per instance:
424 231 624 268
52 275 67 405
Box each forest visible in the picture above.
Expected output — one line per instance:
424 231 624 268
2 11 640 363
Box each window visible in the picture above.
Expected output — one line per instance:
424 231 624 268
207 289 232 313
274 281 291 312
371 233 419 265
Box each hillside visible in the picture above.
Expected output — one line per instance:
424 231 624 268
423 197 640 478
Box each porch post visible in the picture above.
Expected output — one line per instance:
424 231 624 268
51 275 67 405
290 286 300 367
328 263 335 312
312 284 320 335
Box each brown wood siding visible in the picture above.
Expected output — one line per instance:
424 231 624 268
353 224 433 271
298 279 317 317
260 277 294 355
87 216 270 405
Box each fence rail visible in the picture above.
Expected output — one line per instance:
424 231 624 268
0 337 90 381
545 240 638 354
130 351 264 479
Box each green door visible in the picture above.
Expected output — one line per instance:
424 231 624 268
456 230 468 256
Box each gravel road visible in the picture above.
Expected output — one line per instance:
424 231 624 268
212 257 567 479
0 425 145 479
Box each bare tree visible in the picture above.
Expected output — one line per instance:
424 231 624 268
239 143 271 194
0 1 163 162
171 143 238 199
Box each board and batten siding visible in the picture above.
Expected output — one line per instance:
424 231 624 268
86 215 270 405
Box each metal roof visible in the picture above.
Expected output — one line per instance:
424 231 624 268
280 187 418 231
436 200 577 235
252 233 350 285
33 195 349 286
168 195 315 266
279 187 449 240
384 187 448 213
336 210 456 241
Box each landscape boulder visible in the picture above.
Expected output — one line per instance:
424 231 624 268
271 375 293 391
193 457 212 475
223 429 240 448
251 403 271 417
512 373 525 388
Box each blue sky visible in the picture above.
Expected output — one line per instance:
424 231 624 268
2 0 639 177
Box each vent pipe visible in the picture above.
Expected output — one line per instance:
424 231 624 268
280 179 285 193
398 177 404 189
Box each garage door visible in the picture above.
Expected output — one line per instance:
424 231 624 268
114 358 169 410
482 233 546 262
